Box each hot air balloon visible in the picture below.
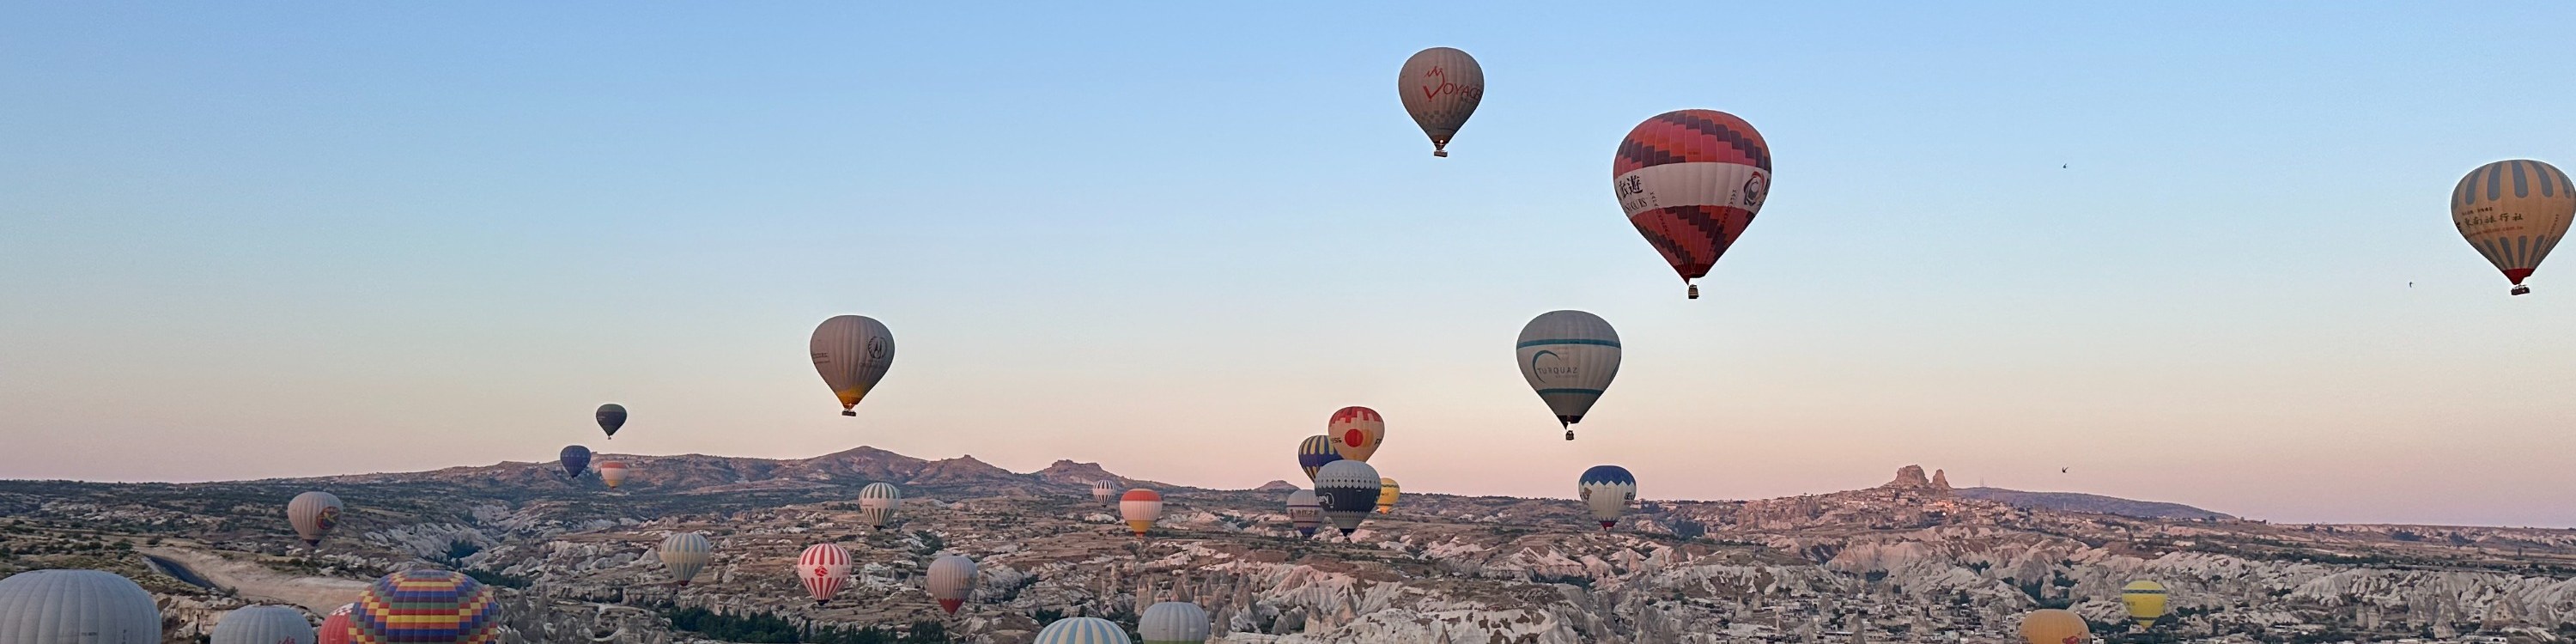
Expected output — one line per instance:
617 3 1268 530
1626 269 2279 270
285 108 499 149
1314 460 1381 537
1613 109 1772 300
1398 47 1484 158
858 483 902 529
212 605 315 644
288 491 343 547
811 315 896 416
349 570 500 644
1121 489 1164 538
1297 435 1342 482
926 554 976 616
1578 465 1637 530
1091 480 1118 504
2121 580 2168 629
598 461 629 489
1327 406 1383 462
1517 310 1621 440
1034 617 1133 644
559 446 592 478
596 404 627 439
0 569 161 644
1139 601 1212 644
1285 489 1321 538
319 604 354 644
795 544 851 605
2020 609 2088 644
2453 160 2576 295
659 532 712 586
1375 477 1400 514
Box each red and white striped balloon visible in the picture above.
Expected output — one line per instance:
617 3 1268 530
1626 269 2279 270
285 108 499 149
796 543 852 604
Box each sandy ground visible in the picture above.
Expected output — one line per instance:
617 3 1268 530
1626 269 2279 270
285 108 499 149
140 547 371 612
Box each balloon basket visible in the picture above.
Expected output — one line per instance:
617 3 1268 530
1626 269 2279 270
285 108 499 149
1687 284 1699 299
2513 285 2531 295
1564 429 1576 441
1432 149 1448 158
841 410 857 416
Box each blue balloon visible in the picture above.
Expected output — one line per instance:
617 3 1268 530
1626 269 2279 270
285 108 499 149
560 446 592 478
1579 465 1633 487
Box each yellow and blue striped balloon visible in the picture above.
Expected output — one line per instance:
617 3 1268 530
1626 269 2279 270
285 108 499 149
2452 160 2576 295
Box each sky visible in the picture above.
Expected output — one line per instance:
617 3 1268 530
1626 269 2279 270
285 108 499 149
5 3 2576 527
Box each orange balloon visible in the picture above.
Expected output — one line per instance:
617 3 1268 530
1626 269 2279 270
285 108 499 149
2020 609 2090 644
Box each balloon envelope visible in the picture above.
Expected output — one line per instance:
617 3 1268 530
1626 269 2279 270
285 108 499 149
2020 609 2088 644
1286 489 1321 538
2122 580 2168 629
598 461 629 489
858 483 902 528
1297 434 1342 482
596 404 627 438
797 544 851 605
288 491 343 547
1139 601 1212 644
1517 311 1621 429
659 532 712 585
212 605 315 644
349 570 500 644
1327 406 1384 462
1578 465 1637 530
926 555 977 615
318 604 353 644
1034 617 1133 644
0 569 161 644
559 446 591 478
811 315 896 416
1397 46 1484 157
1091 480 1118 504
1375 477 1400 513
1314 460 1382 536
2452 160 2576 295
1121 489 1164 538
1613 109 1772 295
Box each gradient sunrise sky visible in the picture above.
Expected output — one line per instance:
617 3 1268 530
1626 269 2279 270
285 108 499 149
5 3 2575 526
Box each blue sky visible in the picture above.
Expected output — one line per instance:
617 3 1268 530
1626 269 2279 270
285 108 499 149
5 3 2576 526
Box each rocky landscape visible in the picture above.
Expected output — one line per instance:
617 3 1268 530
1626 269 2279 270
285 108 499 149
8 448 2576 644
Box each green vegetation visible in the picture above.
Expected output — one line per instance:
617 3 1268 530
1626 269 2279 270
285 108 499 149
660 606 946 643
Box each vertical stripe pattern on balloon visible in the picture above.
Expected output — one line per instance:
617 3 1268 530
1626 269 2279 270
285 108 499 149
1120 489 1164 537
858 483 902 528
1032 617 1134 644
0 570 163 644
2452 160 2576 287
1139 601 1212 644
926 555 977 615
1297 434 1342 481
211 605 315 644
1613 109 1772 283
797 544 851 603
288 491 344 547
659 532 712 585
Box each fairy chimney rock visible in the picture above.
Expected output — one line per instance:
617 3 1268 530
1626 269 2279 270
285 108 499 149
1886 465 1931 489
1929 469 1951 490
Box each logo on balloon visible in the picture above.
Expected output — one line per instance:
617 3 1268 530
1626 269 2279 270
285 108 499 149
1742 174 1767 208
1528 350 1578 382
315 507 340 532
1617 175 1643 196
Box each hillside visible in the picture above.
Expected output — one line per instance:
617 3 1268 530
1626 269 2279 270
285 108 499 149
1954 487 2236 520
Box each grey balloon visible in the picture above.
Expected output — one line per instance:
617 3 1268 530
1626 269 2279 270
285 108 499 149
1312 460 1382 537
0 569 161 644
211 605 315 644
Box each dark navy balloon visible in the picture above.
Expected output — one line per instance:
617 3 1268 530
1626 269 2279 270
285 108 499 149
560 445 592 478
596 404 627 439
1579 465 1634 487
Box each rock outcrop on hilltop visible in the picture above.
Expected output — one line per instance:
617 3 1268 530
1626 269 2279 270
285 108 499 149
7 453 2558 644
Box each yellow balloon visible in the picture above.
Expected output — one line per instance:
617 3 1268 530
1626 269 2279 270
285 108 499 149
2020 609 2089 644
1375 477 1400 513
2121 580 2168 629
2452 160 2576 295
